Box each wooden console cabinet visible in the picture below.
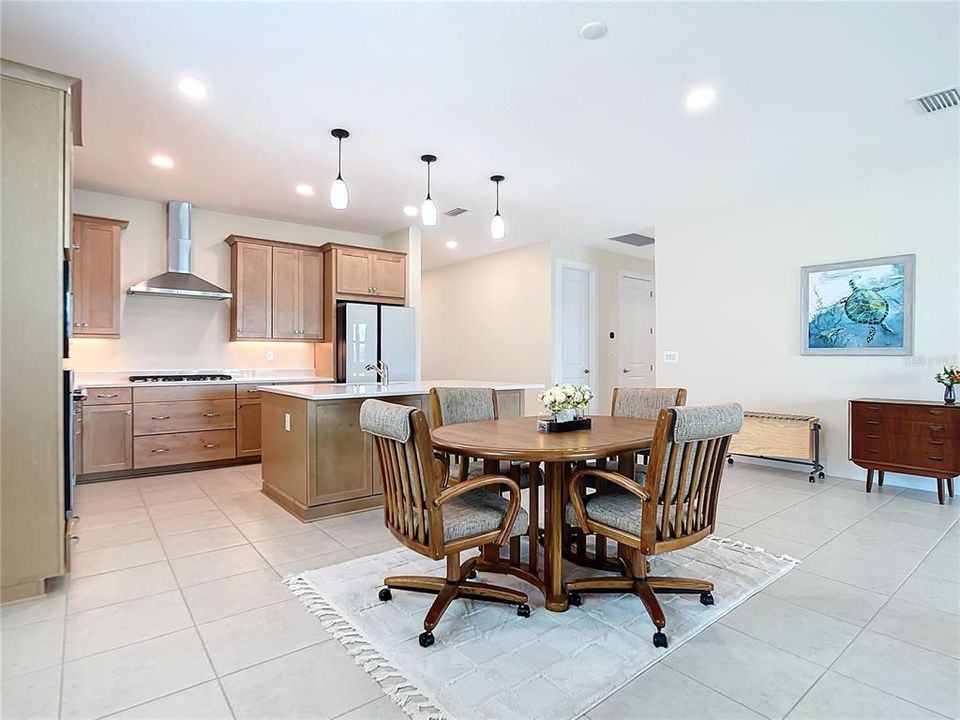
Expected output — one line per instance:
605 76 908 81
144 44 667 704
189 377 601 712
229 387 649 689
850 398 959 504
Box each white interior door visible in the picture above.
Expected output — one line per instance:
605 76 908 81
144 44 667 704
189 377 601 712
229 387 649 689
554 260 597 412
619 274 655 388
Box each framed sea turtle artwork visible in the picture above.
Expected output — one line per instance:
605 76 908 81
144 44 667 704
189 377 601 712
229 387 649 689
800 254 915 355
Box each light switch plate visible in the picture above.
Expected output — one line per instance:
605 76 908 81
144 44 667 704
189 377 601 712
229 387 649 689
663 351 679 363
284 413 291 431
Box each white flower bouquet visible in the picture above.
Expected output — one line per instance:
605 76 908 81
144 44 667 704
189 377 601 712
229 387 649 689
538 383 593 420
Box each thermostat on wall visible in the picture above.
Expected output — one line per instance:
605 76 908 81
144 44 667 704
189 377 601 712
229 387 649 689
663 351 679 363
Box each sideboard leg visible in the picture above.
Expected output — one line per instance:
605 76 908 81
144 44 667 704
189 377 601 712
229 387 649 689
865 469 874 493
948 478 955 498
936 479 945 505
877 471 885 487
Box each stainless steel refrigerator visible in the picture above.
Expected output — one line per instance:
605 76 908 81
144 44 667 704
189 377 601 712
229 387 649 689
336 302 416 383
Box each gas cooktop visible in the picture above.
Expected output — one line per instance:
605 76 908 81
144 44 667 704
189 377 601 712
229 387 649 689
128 374 233 383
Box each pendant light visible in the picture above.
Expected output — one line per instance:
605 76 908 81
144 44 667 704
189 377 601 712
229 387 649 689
490 174 506 240
329 128 350 210
420 154 438 227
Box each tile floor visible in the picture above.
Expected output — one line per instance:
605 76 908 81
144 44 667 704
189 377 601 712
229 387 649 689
1 462 958 719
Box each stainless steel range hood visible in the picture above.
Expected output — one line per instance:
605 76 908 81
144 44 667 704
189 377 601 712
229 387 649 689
127 201 232 300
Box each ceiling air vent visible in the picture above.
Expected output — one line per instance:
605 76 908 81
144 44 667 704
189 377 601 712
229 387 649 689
443 207 469 217
914 87 959 113
610 233 655 248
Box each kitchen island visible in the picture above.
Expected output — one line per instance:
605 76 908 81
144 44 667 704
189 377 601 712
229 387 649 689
259 381 542 521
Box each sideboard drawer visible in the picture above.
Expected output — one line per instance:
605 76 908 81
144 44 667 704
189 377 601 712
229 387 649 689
134 430 236 468
133 399 236 436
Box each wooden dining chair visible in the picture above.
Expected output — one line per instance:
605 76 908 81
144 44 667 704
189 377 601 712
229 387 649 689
360 399 531 648
565 402 743 648
429 387 545 575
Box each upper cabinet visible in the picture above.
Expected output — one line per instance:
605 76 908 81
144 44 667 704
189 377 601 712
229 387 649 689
329 246 406 303
72 215 127 337
226 236 327 342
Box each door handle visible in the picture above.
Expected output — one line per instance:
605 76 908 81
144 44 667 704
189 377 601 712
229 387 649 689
623 368 629 373
203 412 221 417
583 369 590 374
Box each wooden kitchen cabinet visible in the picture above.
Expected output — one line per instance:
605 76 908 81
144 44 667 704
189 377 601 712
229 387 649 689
236 398 263 457
226 237 325 341
230 241 273 340
329 245 406 303
72 215 127 337
82 404 133 474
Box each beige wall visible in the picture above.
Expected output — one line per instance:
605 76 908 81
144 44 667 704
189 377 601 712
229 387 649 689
550 241 656 413
655 160 960 485
69 190 383 371
421 242 553 413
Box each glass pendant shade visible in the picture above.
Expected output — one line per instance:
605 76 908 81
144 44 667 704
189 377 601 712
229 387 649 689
490 212 506 240
330 176 349 210
421 197 438 227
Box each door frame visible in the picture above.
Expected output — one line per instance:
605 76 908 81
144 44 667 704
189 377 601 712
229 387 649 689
618 271 656 388
552 258 598 409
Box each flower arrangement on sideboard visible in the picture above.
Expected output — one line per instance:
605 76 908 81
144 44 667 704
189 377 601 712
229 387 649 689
935 365 959 404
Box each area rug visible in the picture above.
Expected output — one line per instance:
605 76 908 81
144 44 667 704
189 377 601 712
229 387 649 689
286 537 798 720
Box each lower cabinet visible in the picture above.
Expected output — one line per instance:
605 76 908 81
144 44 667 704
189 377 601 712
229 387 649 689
82 404 133 474
237 399 263 457
134 430 236 469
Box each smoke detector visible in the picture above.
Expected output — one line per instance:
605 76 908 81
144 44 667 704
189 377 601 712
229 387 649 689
913 87 959 114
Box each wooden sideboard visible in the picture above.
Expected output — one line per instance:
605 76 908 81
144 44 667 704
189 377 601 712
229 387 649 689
849 398 959 504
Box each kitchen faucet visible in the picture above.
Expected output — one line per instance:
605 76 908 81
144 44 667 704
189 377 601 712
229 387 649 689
364 360 390 385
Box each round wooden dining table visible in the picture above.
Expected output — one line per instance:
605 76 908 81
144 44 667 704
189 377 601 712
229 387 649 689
431 415 657 611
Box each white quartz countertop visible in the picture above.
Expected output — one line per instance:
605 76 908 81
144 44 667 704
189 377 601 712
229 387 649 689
258 380 544 401
74 372 335 389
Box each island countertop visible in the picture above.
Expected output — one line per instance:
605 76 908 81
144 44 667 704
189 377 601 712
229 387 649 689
257 380 544 401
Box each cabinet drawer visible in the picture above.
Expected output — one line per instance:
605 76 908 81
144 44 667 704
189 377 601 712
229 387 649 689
134 399 236 436
84 387 132 405
133 385 236 403
134 430 236 468
237 383 271 400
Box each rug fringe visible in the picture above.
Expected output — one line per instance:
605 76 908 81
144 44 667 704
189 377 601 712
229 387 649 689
285 575 447 720
707 533 802 565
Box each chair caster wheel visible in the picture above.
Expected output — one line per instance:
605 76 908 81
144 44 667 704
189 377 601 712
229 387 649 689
727 457 734 464
568 591 583 607
700 592 715 606
808 475 816 483
818 471 825 479
517 603 531 618
418 631 435 648
468 569 478 579
653 631 668 648
378 588 392 601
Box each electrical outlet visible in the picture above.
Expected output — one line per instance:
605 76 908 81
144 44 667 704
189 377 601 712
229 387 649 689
664 351 679 363
266 351 275 361
284 413 291 432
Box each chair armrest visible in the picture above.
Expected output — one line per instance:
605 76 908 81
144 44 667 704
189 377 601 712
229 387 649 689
435 474 521 546
567 468 650 534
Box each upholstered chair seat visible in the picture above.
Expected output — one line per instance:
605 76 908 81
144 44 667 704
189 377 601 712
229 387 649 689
445 490 530 542
565 492 682 541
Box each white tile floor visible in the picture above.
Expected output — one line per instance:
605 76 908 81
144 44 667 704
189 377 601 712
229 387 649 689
2 462 958 720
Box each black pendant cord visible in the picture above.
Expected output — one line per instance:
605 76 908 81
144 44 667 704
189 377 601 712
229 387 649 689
337 137 343 180
495 180 500 215
426 161 432 200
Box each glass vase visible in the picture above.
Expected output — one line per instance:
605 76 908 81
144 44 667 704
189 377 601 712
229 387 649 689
554 408 576 423
945 385 956 405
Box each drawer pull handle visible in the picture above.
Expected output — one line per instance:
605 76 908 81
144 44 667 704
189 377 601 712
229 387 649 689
151 448 169 454
929 456 944 461
929 425 943 432
203 443 220 449
866 449 879 454
151 415 170 421
203 412 221 417
867 434 879 439
97 393 119 398
866 406 880 411
866 420 879 425
247 389 259 393
929 410 944 415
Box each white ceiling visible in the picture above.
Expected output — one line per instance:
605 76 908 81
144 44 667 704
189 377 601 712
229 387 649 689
3 2 957 270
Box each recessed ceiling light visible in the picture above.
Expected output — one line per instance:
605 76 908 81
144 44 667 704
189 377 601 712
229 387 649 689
403 205 419 217
686 86 717 111
579 22 607 40
295 184 314 196
445 239 458 249
150 154 174 169
177 77 208 100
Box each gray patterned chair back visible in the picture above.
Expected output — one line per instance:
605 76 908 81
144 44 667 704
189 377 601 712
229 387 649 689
430 387 497 427
360 399 438 551
612 387 687 420
642 403 743 545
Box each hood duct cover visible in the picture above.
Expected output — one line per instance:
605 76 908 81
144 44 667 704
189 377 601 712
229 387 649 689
127 201 232 299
